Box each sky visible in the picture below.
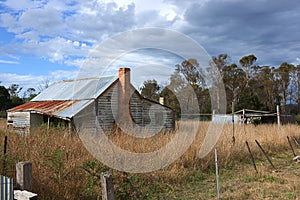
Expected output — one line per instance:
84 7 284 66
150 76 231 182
0 0 300 94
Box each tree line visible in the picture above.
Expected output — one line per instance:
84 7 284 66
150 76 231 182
0 84 38 112
141 54 300 117
0 78 50 116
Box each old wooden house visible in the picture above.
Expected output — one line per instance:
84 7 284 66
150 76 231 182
7 68 175 134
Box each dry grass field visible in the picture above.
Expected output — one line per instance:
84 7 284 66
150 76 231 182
0 119 299 199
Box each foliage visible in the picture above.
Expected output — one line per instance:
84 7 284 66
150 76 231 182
295 115 300 125
275 62 296 113
23 88 37 102
7 84 22 98
239 54 257 82
250 117 261 126
160 87 181 117
44 146 69 183
0 83 38 111
0 86 11 111
10 96 24 108
0 111 7 118
80 160 110 196
140 79 160 102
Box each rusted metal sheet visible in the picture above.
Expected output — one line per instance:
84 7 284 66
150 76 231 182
8 100 93 120
32 75 117 101
8 100 76 116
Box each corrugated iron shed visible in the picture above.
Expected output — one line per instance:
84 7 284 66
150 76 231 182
9 75 117 122
32 75 117 101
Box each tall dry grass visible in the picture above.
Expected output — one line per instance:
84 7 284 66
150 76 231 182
110 122 299 172
0 119 299 199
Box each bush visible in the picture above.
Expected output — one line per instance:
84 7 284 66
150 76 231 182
0 111 7 118
295 115 300 125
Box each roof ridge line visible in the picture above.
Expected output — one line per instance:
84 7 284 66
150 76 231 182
53 74 118 83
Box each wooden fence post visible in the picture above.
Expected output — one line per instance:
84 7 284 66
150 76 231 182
293 136 300 146
245 141 258 173
231 101 235 144
101 172 115 200
277 105 280 126
215 148 220 200
16 162 32 191
287 136 296 157
255 140 276 170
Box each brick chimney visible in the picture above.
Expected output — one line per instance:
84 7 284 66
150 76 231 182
118 68 131 125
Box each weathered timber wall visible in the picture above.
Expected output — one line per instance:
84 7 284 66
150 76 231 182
7 111 31 135
95 82 175 132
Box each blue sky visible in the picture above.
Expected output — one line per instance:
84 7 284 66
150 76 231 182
1 0 300 95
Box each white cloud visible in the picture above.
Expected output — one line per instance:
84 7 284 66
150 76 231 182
0 73 46 89
18 6 64 37
0 0 139 65
73 41 80 47
2 0 46 11
0 59 19 64
12 37 91 63
0 69 79 91
49 69 78 80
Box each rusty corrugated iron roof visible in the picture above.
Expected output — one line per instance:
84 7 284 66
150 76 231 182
9 100 77 113
8 100 93 119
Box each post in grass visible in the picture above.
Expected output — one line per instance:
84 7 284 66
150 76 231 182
215 148 220 200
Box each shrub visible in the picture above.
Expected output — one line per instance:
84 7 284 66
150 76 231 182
295 114 300 125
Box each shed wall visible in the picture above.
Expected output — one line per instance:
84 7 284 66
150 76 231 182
97 84 117 131
141 98 175 131
7 111 30 135
30 113 44 129
93 83 175 132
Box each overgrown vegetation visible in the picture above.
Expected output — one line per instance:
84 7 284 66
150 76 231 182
0 119 299 199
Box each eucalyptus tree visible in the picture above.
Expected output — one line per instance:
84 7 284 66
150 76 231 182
140 80 160 102
253 66 278 111
221 63 246 111
239 54 257 85
275 62 295 113
0 85 11 111
175 58 208 113
296 65 300 113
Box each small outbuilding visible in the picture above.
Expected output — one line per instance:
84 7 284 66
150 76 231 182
7 68 175 134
